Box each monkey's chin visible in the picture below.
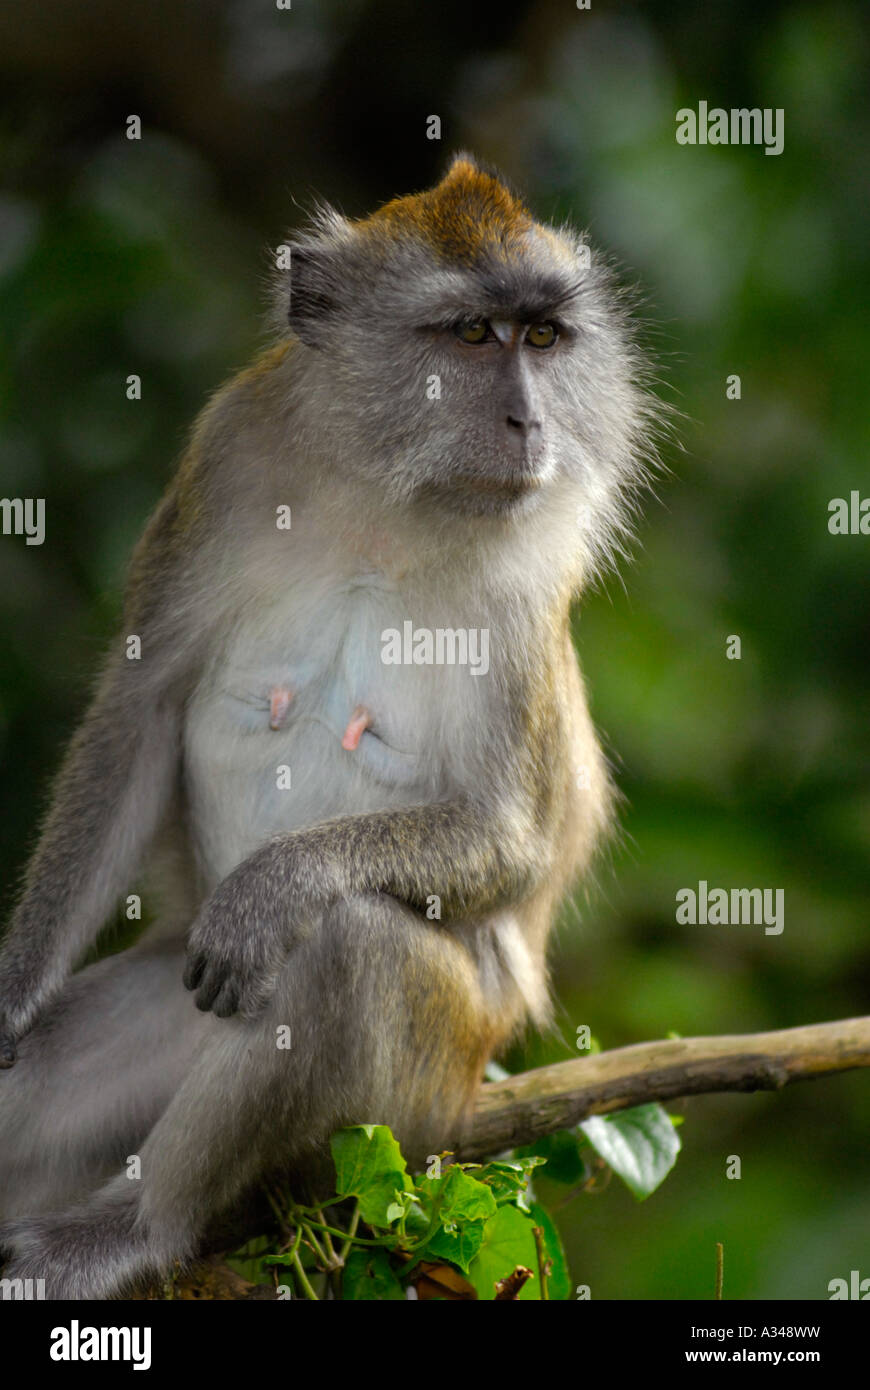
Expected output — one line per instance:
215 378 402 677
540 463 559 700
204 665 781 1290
421 470 548 518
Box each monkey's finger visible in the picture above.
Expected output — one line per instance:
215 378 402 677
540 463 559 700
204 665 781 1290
182 953 206 992
0 1035 17 1068
194 961 229 1013
211 977 242 1019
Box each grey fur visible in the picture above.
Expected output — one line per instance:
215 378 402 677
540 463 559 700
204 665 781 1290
0 155 660 1297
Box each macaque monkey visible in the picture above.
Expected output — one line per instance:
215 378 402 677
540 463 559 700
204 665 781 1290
0 154 658 1298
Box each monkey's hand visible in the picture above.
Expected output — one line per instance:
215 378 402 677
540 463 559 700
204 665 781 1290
183 799 538 1019
183 848 302 1018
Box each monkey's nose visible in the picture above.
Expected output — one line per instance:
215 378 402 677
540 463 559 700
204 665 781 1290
505 414 542 454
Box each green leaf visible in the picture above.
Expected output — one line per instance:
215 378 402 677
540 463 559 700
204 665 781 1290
433 1164 497 1227
423 1221 486 1273
516 1130 591 1186
528 1201 572 1301
330 1125 412 1227
410 1165 497 1273
225 1235 273 1285
579 1103 681 1200
342 1248 405 1301
467 1203 541 1302
479 1157 544 1209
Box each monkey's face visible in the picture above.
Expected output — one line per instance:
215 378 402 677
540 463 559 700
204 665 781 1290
410 307 572 516
283 156 652 557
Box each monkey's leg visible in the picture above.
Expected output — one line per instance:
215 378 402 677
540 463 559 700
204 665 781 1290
0 896 497 1299
0 936 218 1221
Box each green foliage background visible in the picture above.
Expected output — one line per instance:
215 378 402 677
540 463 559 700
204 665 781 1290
1 0 867 1298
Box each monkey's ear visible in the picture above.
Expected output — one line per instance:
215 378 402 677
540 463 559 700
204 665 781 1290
286 243 342 349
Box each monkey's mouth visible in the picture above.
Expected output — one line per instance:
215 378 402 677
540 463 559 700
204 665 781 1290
444 466 549 511
459 472 542 497
418 463 548 516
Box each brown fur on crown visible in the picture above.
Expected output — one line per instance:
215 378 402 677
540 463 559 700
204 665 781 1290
361 152 534 264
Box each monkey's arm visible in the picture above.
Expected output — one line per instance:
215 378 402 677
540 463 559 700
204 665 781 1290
183 797 543 1019
0 488 204 1064
0 672 181 1063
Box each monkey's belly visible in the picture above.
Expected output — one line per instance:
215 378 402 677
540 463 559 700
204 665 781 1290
182 577 484 887
184 675 438 889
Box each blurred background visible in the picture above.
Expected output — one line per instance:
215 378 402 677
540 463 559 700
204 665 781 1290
1 0 868 1299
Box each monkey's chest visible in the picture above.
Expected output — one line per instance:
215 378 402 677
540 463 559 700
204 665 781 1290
183 585 477 886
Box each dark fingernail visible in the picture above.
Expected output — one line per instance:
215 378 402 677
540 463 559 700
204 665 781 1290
195 976 222 1012
212 986 240 1019
183 958 204 991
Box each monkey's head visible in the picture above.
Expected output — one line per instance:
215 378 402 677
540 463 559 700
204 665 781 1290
280 154 659 573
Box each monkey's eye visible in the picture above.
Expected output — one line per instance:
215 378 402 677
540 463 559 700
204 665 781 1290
526 322 558 349
455 320 490 344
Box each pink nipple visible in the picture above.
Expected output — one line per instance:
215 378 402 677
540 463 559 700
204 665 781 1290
269 686 294 730
341 705 372 751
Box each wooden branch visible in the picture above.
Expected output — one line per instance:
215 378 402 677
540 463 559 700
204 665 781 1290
155 1015 870 1297
458 1015 870 1161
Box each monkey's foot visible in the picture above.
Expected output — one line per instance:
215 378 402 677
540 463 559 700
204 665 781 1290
0 1191 175 1300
